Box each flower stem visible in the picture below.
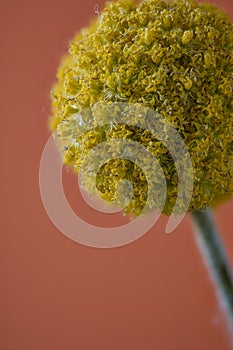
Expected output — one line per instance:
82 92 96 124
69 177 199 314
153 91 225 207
191 208 233 335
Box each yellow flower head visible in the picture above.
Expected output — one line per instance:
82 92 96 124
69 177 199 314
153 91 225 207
50 0 233 215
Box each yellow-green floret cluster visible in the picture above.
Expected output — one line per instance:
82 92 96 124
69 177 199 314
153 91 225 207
50 0 233 215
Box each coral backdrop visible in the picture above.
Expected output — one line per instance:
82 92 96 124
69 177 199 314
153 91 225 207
1 0 233 349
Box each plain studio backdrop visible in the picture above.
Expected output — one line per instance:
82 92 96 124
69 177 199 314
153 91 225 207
1 0 233 349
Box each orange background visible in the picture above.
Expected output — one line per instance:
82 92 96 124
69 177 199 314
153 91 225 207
1 0 233 349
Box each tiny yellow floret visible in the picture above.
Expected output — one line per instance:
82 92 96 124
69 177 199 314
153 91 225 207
182 30 194 44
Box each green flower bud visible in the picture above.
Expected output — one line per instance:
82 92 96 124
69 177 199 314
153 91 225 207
50 0 233 215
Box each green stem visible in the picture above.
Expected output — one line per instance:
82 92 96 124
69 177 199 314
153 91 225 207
191 208 233 335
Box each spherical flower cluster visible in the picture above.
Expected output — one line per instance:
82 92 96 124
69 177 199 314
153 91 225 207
50 0 233 215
